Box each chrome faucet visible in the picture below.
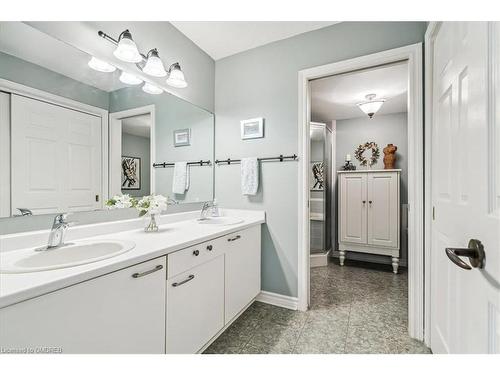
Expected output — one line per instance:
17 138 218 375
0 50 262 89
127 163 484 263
199 201 214 220
42 213 72 250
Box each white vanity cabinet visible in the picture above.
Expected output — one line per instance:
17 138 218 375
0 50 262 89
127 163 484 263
223 225 261 323
0 257 167 353
165 225 261 353
338 170 401 273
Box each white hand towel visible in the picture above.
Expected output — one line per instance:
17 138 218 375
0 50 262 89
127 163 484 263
172 162 190 194
241 157 259 196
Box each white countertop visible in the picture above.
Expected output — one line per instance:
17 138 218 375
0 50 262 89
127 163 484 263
0 209 265 309
337 169 402 173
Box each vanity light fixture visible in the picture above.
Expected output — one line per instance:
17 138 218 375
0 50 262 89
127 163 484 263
166 63 188 88
88 56 116 73
119 71 142 85
142 49 167 77
98 29 188 88
142 82 163 95
357 94 386 119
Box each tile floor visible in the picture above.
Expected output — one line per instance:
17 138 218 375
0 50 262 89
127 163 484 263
204 260 431 354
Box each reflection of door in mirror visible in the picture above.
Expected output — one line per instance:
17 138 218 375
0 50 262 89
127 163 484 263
109 106 155 200
3 94 103 216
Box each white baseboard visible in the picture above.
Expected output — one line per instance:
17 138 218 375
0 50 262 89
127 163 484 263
256 290 298 310
310 248 332 267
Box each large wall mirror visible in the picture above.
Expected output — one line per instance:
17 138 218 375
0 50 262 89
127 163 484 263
0 22 214 233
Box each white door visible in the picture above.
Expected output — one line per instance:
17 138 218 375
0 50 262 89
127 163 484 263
0 257 166 353
166 255 225 353
11 95 102 214
339 173 367 244
430 22 500 353
367 172 399 248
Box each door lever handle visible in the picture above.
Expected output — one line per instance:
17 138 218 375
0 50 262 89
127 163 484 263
445 239 485 270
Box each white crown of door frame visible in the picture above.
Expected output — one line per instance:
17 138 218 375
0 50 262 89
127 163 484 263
297 43 424 341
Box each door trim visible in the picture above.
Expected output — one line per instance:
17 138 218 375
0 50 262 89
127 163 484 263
424 21 442 347
0 78 109 206
297 43 425 340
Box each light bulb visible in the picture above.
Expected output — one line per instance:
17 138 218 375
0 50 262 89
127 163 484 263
142 82 163 95
142 49 167 77
166 63 187 88
113 30 142 63
88 57 116 72
119 71 142 85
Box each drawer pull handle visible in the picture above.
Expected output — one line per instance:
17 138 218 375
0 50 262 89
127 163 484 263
132 265 163 278
227 235 241 242
206 245 213 251
172 274 195 287
193 250 200 256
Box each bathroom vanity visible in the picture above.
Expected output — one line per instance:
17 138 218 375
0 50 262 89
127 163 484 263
0 210 264 354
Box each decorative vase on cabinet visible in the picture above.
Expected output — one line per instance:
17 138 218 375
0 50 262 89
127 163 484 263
337 169 401 273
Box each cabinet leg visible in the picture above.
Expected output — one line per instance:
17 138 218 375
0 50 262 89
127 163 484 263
392 257 399 274
339 250 345 266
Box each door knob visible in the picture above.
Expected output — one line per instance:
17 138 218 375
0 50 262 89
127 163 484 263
445 239 485 270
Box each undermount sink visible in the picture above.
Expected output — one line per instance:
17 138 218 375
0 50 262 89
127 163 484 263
197 217 244 226
0 239 136 274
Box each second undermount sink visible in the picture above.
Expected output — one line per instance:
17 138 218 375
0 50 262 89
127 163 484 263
197 217 244 226
0 239 136 274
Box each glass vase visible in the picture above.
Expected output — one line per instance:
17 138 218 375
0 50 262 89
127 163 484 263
144 213 159 232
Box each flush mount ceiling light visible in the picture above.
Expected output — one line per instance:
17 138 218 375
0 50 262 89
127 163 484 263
142 49 167 77
119 71 142 85
88 56 116 73
142 82 163 95
97 29 188 88
166 63 188 88
357 94 386 119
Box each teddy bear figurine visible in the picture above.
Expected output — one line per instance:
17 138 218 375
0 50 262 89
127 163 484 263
383 143 397 169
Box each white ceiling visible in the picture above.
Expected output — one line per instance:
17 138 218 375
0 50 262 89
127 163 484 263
171 21 339 60
0 22 126 92
122 114 151 139
311 62 408 122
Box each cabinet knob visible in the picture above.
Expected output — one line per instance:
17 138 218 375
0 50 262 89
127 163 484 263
193 250 200 256
206 245 213 251
369 200 373 204
362 200 366 204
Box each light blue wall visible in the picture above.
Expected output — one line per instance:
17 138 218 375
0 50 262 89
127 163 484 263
0 51 109 109
214 22 426 297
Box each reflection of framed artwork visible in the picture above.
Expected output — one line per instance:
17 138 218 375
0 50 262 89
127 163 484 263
121 156 141 190
241 117 264 139
310 162 324 191
174 128 191 147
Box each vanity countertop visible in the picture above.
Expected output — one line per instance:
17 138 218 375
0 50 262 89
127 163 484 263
0 209 265 309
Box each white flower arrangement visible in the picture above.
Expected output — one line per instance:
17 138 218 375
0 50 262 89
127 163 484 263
135 195 168 217
105 194 138 209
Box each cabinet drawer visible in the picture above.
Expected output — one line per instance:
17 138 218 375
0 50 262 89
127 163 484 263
167 238 223 278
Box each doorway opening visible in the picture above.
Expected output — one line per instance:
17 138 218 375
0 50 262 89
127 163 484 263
298 44 424 343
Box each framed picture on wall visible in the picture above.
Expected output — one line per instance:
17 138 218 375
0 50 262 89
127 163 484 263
173 128 191 147
121 156 141 190
241 117 264 139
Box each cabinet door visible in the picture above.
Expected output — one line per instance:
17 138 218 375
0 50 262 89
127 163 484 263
339 173 367 244
224 226 261 323
166 255 224 354
367 172 399 248
0 257 167 353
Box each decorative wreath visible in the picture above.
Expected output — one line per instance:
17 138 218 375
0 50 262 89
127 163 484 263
354 141 380 167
